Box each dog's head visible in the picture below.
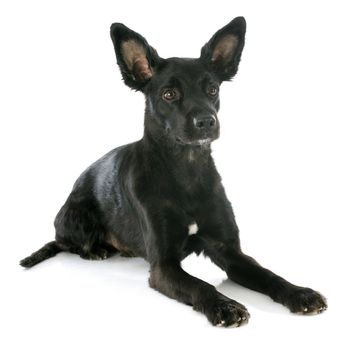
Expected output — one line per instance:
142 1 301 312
110 18 246 147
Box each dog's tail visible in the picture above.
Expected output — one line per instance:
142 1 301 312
20 241 63 268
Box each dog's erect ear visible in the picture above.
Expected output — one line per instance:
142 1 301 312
200 17 246 81
110 23 162 91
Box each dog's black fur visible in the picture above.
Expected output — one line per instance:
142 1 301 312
20 17 327 327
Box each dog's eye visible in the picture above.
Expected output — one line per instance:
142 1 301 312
208 86 218 97
163 89 177 101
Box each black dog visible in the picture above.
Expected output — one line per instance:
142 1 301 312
20 17 327 327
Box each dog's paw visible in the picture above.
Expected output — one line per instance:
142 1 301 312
80 248 109 261
285 287 327 315
201 296 250 328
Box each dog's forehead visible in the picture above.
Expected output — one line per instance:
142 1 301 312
155 58 215 84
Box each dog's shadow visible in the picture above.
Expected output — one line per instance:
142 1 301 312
216 279 290 315
27 253 289 316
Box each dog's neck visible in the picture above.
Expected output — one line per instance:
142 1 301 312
142 128 212 166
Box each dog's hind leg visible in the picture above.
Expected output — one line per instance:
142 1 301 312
54 194 115 261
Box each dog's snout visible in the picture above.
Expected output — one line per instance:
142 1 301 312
194 115 217 130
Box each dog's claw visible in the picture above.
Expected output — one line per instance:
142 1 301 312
318 305 327 313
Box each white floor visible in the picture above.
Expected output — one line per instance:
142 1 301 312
3 247 346 350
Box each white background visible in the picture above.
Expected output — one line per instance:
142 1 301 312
1 0 349 349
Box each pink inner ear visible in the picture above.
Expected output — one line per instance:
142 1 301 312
212 34 239 63
121 40 153 81
133 58 153 81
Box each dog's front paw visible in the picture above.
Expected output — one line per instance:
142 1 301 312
199 295 250 327
285 287 327 315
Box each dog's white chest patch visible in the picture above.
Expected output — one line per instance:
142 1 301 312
188 222 199 235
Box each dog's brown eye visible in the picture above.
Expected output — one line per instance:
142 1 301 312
163 89 177 101
208 86 218 97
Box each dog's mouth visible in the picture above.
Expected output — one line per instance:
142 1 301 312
175 137 213 146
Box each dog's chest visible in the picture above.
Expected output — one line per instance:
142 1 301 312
188 222 199 235
181 221 204 258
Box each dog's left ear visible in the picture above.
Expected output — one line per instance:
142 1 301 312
110 23 162 91
200 17 246 81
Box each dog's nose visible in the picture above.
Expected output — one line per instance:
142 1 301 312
193 115 217 130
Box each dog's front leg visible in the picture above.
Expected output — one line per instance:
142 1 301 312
199 191 327 315
202 230 327 315
140 199 249 327
149 260 249 327
210 248 327 315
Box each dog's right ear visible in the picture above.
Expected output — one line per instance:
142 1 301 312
110 23 162 91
